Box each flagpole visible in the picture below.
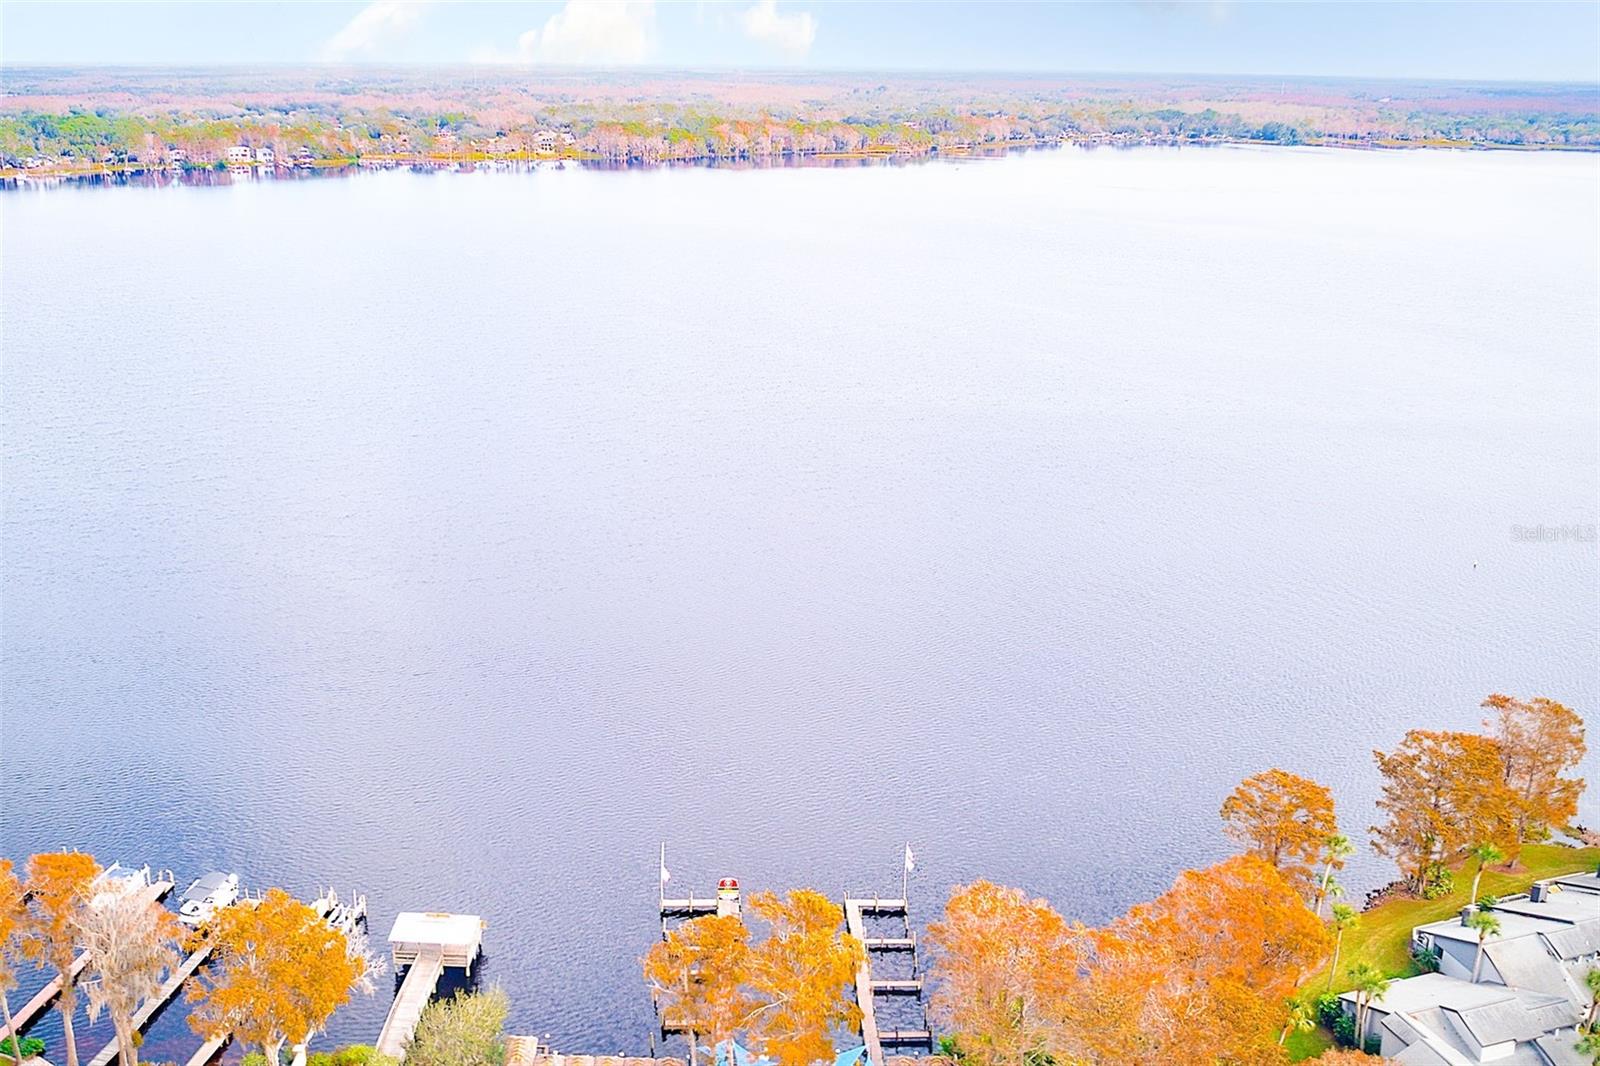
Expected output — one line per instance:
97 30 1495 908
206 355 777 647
902 842 909 904
660 842 666 905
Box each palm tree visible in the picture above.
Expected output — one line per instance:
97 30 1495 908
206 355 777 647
1469 843 1504 905
1315 834 1355 918
1583 967 1600 1029
1467 909 1501 982
1278 998 1315 1047
1578 1025 1600 1066
1327 903 1358 992
1348 962 1390 1047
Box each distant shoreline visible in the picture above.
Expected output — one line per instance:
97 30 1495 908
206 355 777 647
5 134 1596 191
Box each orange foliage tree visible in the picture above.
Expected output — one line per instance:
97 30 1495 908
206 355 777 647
745 891 863 1066
1483 694 1587 858
929 858 1329 1066
642 915 755 1066
1220 769 1340 899
1100 854 1331 1001
1371 730 1515 892
924 881 1081 1066
1074 854 1332 1064
0 860 25 1052
187 888 365 1066
23 853 102 1066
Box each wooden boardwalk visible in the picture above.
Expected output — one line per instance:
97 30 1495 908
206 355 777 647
183 1034 229 1066
375 945 446 1060
843 898 931 1066
0 878 174 1043
84 938 217 1066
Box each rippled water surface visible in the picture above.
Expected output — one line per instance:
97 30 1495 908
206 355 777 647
3 146 1597 1057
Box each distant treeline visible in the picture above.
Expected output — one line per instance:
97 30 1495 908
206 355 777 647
4 87 1598 170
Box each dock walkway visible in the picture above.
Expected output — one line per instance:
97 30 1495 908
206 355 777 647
183 1034 229 1066
84 938 217 1066
0 878 174 1043
843 898 930 1066
375 945 445 1059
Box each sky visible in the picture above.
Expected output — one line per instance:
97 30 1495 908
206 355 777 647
1 1 1598 82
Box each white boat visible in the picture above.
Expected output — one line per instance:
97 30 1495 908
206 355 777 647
91 862 152 906
176 871 240 926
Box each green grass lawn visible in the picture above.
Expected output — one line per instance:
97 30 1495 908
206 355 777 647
1285 843 1600 1062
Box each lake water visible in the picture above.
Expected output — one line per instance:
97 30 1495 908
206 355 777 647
2 146 1597 1058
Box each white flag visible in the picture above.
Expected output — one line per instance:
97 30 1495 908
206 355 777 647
904 843 916 873
660 861 671 885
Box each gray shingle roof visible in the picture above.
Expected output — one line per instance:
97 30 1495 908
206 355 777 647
1484 938 1573 999
1543 920 1600 960
1447 991 1578 1047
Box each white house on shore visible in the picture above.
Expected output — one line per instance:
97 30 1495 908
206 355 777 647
1339 866 1600 1064
226 145 253 163
255 146 275 165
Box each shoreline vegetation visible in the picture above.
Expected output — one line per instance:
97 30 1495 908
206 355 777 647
2 694 1589 1066
3 67 1597 184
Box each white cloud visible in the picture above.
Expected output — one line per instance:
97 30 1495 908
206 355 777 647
738 0 816 59
470 30 541 66
530 0 656 65
320 1 432 61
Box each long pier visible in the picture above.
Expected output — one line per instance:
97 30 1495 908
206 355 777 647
84 937 218 1066
376 946 445 1059
374 912 483 1062
843 898 930 1066
0 877 175 1043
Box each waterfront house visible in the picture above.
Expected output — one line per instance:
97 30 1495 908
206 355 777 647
1412 871 1600 1006
1338 869 1600 1062
1340 972 1579 1064
536 129 558 152
255 147 275 165
226 145 253 163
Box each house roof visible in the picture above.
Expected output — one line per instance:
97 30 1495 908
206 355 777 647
388 911 483 949
1445 990 1575 1047
1543 921 1600 960
1481 938 1575 1000
1535 1033 1584 1064
1341 972 1507 1015
1419 909 1570 946
1392 1042 1452 1066
1345 973 1579 1051
1495 891 1600 925
1551 872 1600 894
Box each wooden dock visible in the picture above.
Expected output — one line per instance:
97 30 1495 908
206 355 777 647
83 935 218 1066
375 911 484 1061
0 877 174 1043
376 945 445 1059
183 1034 230 1066
843 898 931 1066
